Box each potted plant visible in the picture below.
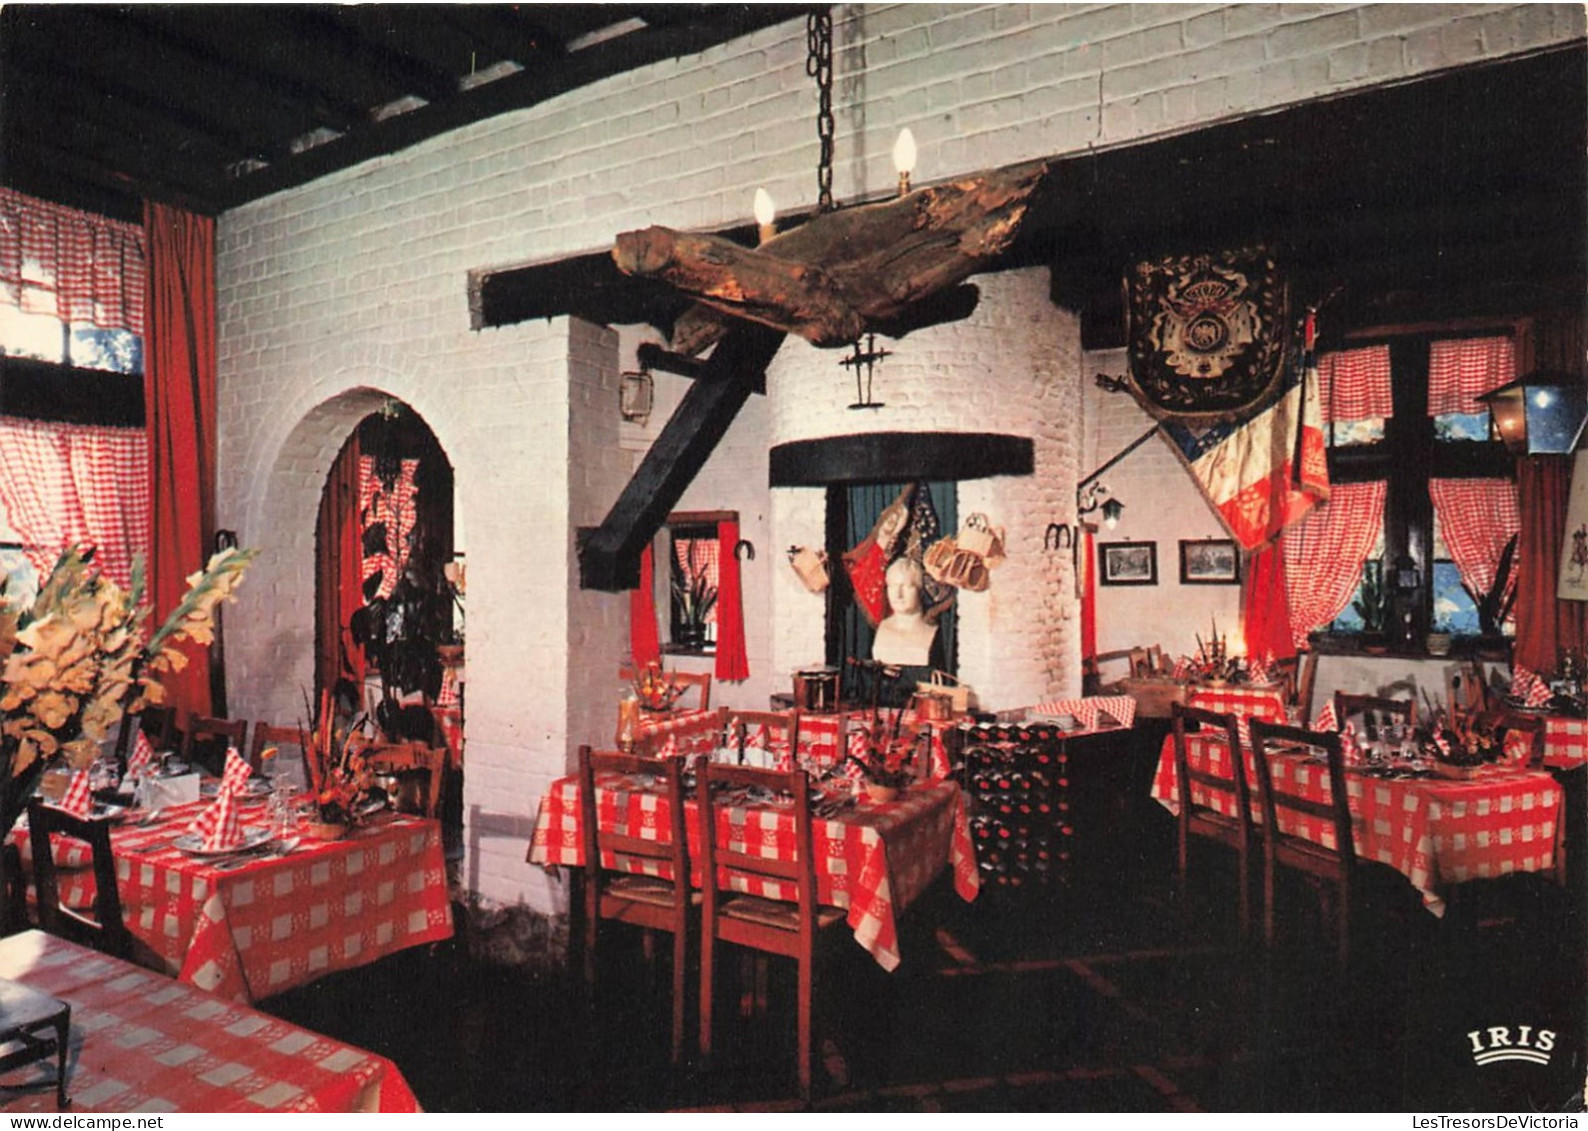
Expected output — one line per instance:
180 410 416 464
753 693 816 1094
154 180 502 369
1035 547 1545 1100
842 711 919 803
349 555 452 742
670 543 717 651
1462 533 1519 641
1353 561 1390 651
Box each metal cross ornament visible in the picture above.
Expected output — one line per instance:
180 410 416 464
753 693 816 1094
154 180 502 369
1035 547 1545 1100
842 333 891 410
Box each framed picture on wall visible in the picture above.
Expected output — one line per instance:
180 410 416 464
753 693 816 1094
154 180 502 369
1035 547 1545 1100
1098 541 1157 586
1179 539 1240 584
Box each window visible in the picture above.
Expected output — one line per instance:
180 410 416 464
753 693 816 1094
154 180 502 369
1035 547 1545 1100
1315 330 1519 651
0 187 145 377
666 518 720 654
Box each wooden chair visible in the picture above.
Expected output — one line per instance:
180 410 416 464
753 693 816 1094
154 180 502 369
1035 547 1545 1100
1447 661 1494 722
362 741 446 818
250 722 314 787
1333 693 1415 742
727 709 801 768
1247 719 1357 965
27 798 133 960
180 715 250 775
577 746 694 1066
620 666 712 711
696 760 847 1099
1170 702 1255 936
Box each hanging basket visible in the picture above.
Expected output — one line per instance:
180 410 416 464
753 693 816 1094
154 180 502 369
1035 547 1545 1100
787 546 830 593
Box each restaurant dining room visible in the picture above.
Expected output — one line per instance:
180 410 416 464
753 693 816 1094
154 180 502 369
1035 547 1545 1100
0 2 1584 1116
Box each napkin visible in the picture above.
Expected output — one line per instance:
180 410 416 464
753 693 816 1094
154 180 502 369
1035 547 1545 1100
57 770 94 818
842 727 870 780
659 733 680 759
1511 666 1551 708
1340 721 1360 764
1311 699 1339 734
1247 653 1273 687
219 745 253 796
188 786 244 851
127 729 156 775
1172 656 1194 682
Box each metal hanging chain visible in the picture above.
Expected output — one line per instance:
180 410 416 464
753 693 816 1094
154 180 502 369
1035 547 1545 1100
806 10 835 213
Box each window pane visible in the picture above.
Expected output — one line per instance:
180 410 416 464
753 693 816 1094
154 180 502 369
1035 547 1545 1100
1431 561 1479 634
1433 411 1492 442
1329 417 1385 446
1329 530 1386 634
0 304 65 363
68 323 143 375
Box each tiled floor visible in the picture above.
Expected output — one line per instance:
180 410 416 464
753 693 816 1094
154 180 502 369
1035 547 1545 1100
264 759 1586 1113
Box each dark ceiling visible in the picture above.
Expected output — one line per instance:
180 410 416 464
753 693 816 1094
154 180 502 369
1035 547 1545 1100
0 3 810 220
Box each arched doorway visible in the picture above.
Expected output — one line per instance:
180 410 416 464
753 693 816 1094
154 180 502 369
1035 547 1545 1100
313 401 461 841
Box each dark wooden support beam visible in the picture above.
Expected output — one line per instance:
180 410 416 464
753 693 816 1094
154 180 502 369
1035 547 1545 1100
769 432 1033 486
0 358 144 428
579 324 786 591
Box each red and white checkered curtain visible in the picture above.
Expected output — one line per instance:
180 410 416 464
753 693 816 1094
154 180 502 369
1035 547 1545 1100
357 456 419 601
1430 478 1521 608
1317 345 1393 422
0 415 149 588
1281 480 1388 646
674 537 720 627
0 187 146 334
1428 336 1515 416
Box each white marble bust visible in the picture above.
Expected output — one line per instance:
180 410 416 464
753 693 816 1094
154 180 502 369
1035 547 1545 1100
872 557 938 667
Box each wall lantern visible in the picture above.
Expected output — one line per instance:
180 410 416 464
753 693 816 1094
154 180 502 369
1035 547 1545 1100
1477 372 1588 455
1100 497 1124 529
1391 554 1420 592
619 368 654 426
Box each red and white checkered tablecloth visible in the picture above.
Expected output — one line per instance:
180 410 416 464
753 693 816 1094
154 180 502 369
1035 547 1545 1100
527 775 978 972
1543 714 1588 768
0 930 420 1112
1187 685 1289 722
15 799 453 1003
797 713 955 780
1151 736 1563 917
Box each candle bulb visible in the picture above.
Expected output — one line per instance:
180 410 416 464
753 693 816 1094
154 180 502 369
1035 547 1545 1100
754 188 776 245
892 127 916 196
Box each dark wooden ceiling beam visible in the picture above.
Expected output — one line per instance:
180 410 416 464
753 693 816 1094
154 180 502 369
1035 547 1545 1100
134 7 371 132
3 108 222 210
212 6 809 209
0 131 216 217
283 7 461 108
443 7 566 64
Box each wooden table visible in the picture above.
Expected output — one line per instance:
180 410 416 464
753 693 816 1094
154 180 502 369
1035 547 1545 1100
529 775 978 971
1151 735 1564 916
0 931 419 1112
17 798 454 1003
0 976 68 1108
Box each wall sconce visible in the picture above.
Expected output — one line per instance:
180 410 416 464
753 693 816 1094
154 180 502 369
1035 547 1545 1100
1078 481 1124 529
619 368 654 426
754 187 776 244
1477 371 1588 454
893 127 917 196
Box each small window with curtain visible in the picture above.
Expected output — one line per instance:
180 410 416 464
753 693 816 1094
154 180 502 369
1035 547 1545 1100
0 187 145 376
1429 336 1513 441
667 521 720 654
1318 345 1391 446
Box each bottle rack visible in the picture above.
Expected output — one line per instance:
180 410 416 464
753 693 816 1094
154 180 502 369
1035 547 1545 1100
952 723 1073 891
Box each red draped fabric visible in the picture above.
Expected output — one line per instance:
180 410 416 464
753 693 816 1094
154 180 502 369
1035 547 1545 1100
714 518 749 682
629 544 660 669
0 416 148 587
315 431 366 704
1241 543 1295 661
1280 480 1389 646
0 187 145 334
1515 455 1587 672
143 202 217 725
1317 345 1392 422
1428 336 1516 416
357 457 419 601
1429 478 1521 609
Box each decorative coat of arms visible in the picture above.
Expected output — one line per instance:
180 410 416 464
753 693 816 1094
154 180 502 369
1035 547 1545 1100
1126 248 1288 424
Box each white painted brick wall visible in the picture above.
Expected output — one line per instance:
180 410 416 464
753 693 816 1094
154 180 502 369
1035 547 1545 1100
766 268 1081 710
214 4 1580 912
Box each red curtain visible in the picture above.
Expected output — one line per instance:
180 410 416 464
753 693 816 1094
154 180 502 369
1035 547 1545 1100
1428 336 1516 416
143 202 216 725
1080 527 1097 664
0 186 145 334
1280 481 1388 646
315 431 366 705
1515 455 1587 672
1317 345 1392 422
1241 543 1296 661
714 519 749 681
629 544 660 668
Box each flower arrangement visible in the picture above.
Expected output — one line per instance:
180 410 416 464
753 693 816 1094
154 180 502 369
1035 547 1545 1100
631 661 687 712
299 690 377 832
0 544 256 843
843 710 920 791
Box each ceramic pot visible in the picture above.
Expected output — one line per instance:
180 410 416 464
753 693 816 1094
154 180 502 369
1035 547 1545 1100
864 781 901 804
